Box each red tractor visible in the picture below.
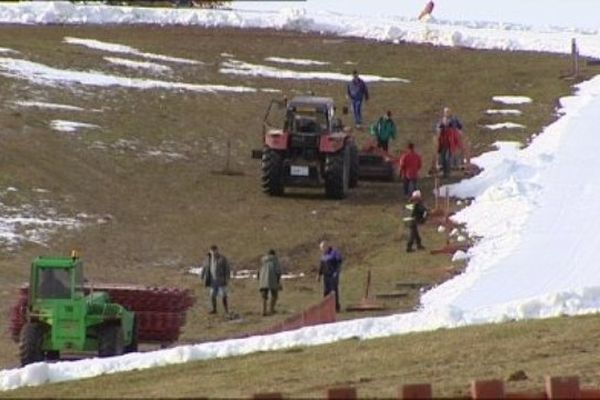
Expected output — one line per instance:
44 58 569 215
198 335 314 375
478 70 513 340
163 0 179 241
253 96 359 199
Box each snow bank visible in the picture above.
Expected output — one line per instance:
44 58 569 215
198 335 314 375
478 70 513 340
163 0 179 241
2 3 600 59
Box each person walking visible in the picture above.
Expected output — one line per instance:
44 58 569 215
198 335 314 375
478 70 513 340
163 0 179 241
404 190 428 253
257 249 282 316
346 70 369 128
200 245 231 315
371 110 396 152
317 240 343 312
436 107 463 178
398 142 422 198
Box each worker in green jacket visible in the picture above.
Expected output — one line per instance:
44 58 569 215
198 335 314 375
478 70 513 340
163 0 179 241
370 110 397 152
258 249 282 316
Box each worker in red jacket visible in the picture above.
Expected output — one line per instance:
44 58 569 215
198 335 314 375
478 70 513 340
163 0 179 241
437 107 463 178
399 142 422 198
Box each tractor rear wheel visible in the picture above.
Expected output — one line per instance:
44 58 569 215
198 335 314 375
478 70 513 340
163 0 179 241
261 148 284 196
98 324 125 357
124 317 138 353
349 143 359 188
325 147 349 200
19 322 46 366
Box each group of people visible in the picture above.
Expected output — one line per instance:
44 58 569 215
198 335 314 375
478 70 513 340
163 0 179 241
197 69 463 316
199 241 343 316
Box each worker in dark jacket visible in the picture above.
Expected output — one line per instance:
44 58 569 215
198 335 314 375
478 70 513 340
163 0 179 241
258 249 282 316
317 240 343 312
436 107 463 178
200 245 231 315
404 190 427 253
346 70 369 128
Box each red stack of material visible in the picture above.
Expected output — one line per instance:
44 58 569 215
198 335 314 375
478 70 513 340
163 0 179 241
7 284 195 345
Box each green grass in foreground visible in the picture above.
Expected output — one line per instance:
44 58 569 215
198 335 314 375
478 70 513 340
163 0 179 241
7 314 600 398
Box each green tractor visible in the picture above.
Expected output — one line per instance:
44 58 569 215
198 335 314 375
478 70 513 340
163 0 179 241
19 253 137 365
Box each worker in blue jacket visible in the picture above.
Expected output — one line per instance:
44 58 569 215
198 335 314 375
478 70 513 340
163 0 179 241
317 240 343 312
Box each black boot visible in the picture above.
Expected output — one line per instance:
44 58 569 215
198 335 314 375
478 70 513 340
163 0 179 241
223 296 229 315
209 297 217 314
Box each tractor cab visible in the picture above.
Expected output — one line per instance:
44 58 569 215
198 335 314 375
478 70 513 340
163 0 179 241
255 96 359 199
30 256 83 304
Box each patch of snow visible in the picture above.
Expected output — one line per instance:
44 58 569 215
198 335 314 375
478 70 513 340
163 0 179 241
0 47 18 54
492 96 532 105
452 250 469 262
220 59 409 83
64 37 201 65
483 122 526 130
264 56 330 66
485 109 523 115
103 56 172 73
0 56 258 93
50 120 100 133
437 225 446 233
220 52 234 58
14 100 85 111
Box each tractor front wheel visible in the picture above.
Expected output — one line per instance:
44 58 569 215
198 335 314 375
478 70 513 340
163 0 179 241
19 322 46 366
261 148 285 196
98 324 125 357
325 147 350 200
124 317 139 353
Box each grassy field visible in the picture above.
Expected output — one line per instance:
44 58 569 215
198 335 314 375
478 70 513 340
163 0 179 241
0 24 596 395
7 313 600 398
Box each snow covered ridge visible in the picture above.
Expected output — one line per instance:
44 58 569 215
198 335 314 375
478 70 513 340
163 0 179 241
103 56 173 73
2 3 600 58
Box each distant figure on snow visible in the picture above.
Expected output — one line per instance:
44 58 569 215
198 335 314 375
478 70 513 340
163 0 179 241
346 70 369 129
418 1 435 22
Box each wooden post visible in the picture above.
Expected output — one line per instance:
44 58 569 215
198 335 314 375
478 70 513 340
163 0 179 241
572 38 579 78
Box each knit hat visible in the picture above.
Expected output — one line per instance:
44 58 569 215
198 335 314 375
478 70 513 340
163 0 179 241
411 190 422 199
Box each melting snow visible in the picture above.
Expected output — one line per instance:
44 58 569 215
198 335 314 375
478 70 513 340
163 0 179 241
483 122 526 130
0 56 258 93
485 109 523 115
50 120 100 133
220 59 409 82
104 56 172 73
64 37 201 65
492 96 533 105
13 100 86 111
264 56 330 66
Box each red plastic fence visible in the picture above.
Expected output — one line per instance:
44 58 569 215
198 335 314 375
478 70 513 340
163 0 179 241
251 375 600 399
8 283 195 344
234 293 336 340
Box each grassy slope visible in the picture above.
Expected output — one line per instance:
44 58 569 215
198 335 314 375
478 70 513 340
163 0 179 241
8 314 600 398
0 25 596 395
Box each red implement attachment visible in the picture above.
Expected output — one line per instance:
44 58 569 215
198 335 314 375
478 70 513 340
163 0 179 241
8 284 195 345
357 139 400 181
